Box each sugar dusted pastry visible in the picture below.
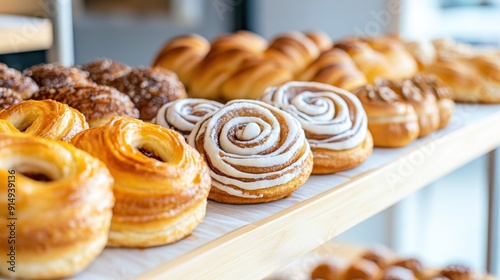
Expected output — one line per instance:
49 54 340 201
80 58 132 85
261 81 372 174
0 100 88 142
152 98 223 139
23 63 92 88
72 117 211 247
0 88 23 110
439 265 472 280
0 133 114 279
0 63 38 99
393 258 425 280
188 99 313 204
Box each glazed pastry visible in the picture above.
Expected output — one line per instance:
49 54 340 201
305 31 333 52
23 63 92 88
109 67 187 120
220 58 293 100
188 99 313 204
152 34 210 88
378 79 440 137
189 48 257 100
360 247 394 269
299 48 367 91
33 84 139 127
410 74 454 129
0 133 114 279
0 119 18 133
352 84 419 147
439 265 472 280
345 259 381 280
80 58 132 85
72 117 211 247
311 260 346 280
0 88 23 110
152 98 223 139
210 30 268 56
265 32 320 76
404 40 437 70
382 266 417 280
0 63 39 99
393 258 425 280
0 100 88 142
261 81 372 174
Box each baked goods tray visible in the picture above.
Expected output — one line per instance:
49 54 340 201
29 104 500 280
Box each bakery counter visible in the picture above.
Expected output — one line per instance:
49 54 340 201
64 104 500 280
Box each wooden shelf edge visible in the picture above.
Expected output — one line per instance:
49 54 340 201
136 110 500 280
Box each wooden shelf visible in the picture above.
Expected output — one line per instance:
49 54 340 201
70 104 500 280
0 15 52 54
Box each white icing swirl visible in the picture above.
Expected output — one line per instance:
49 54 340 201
188 99 311 197
153 98 223 138
261 81 368 150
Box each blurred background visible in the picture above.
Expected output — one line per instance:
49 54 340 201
1 0 498 275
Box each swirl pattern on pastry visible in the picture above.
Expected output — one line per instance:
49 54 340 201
188 99 313 203
71 117 211 247
0 133 114 279
153 98 223 139
0 100 89 142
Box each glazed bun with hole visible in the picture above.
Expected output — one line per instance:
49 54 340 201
0 133 114 279
72 117 211 247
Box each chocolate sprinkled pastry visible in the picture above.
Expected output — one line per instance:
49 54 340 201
0 63 39 99
80 59 132 85
23 63 92 88
109 67 187 120
0 88 23 110
33 84 139 127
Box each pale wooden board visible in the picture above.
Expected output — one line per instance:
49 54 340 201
3 104 500 280
0 15 53 54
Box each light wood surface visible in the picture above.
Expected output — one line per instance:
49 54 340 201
0 14 52 54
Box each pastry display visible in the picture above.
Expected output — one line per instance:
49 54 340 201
361 247 394 269
72 117 211 247
352 83 419 147
0 133 114 279
311 261 346 280
33 84 139 127
439 265 473 280
152 34 210 88
382 266 416 280
0 63 39 99
209 30 268 56
393 258 425 280
80 58 132 85
305 31 333 52
378 79 440 137
409 74 455 129
345 259 382 280
109 67 187 120
0 100 88 142
0 88 23 110
188 99 313 204
299 48 368 91
23 63 93 88
261 81 372 174
152 98 223 139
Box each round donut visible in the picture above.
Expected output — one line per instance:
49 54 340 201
0 133 114 279
71 117 211 248
188 99 313 204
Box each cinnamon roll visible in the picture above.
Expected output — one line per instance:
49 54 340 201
353 84 419 147
23 63 92 88
0 133 114 279
261 81 372 174
0 63 39 99
409 74 455 129
33 84 139 127
0 100 88 142
109 67 187 120
80 58 132 85
72 117 211 247
0 88 23 110
188 99 313 204
378 79 440 137
152 98 223 139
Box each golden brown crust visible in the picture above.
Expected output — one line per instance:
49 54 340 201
80 58 132 85
0 63 39 99
345 259 382 280
210 30 268 56
71 117 211 247
0 133 114 279
152 34 210 87
0 88 23 110
393 258 425 280
0 100 89 142
0 119 18 133
305 31 332 52
33 84 139 127
110 67 187 120
23 63 92 88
